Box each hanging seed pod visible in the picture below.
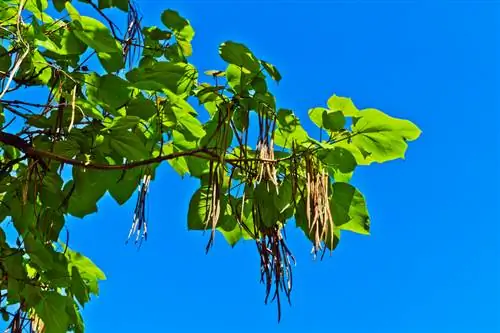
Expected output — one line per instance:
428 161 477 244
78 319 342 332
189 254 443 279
256 224 295 322
204 161 223 252
127 173 151 245
304 155 335 257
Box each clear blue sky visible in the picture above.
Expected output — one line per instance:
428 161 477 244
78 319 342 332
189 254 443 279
7 0 500 332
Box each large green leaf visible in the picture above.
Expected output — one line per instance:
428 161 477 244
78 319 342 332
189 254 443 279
35 292 70 333
351 108 421 163
219 41 260 73
330 182 370 235
72 16 122 53
126 61 197 95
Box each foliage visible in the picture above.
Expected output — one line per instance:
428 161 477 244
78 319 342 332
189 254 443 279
0 0 421 331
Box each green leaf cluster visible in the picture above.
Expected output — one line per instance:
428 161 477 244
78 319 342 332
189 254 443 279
0 0 420 329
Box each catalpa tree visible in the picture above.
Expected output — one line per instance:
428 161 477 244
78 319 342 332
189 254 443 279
0 0 421 331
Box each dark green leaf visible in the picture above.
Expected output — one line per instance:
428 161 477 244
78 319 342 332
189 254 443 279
98 0 128 11
260 60 281 82
308 107 345 131
126 94 157 119
217 214 242 247
107 168 142 205
71 266 90 307
317 145 357 174
0 46 11 73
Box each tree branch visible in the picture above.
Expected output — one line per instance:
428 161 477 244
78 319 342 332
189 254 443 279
0 130 215 171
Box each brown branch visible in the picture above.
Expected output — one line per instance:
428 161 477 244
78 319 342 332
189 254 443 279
0 130 217 171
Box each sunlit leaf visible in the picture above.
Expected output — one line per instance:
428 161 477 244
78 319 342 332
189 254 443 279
351 108 421 163
327 95 359 116
72 16 122 53
219 41 260 73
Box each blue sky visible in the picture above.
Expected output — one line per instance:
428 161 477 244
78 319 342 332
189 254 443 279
4 0 500 332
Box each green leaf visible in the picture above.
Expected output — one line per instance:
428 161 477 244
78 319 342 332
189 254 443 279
72 16 121 53
65 168 109 218
71 266 90 307
217 214 242 247
98 0 128 11
143 26 172 41
126 61 197 95
351 108 421 163
161 9 195 56
52 0 66 12
1 308 8 321
323 111 345 131
35 292 70 333
97 44 125 73
187 186 211 230
327 95 359 116
106 115 141 131
226 64 252 93
330 182 370 235
94 74 132 110
65 1 81 21
260 60 282 82
66 247 106 295
24 234 54 270
109 130 149 160
126 94 157 119
219 41 260 73
162 143 190 177
308 107 345 131
317 145 357 174
275 109 309 148
107 168 142 205
0 46 11 73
